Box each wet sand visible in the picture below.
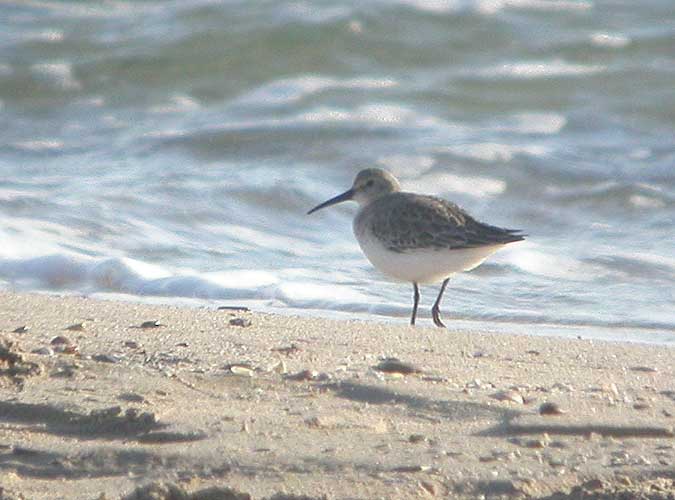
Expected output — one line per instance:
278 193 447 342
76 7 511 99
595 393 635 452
0 291 673 499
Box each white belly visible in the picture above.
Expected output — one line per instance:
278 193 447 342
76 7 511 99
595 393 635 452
356 231 503 284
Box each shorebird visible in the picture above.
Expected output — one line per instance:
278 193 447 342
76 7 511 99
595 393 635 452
307 168 524 327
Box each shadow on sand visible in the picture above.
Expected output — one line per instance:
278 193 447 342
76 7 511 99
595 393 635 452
321 380 522 423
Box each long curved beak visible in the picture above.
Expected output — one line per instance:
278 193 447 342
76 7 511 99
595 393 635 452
307 188 354 215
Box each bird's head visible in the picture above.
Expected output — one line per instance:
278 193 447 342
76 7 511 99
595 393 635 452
307 168 400 215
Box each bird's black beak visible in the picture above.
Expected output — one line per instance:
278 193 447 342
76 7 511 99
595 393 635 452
307 188 355 215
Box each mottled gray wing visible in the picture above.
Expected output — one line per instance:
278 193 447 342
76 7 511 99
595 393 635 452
369 193 524 252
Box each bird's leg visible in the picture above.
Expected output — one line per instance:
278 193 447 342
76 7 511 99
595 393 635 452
431 278 449 328
410 282 420 326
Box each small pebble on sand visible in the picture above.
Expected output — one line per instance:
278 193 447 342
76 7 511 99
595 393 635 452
229 317 252 327
408 434 426 444
492 390 524 404
229 365 254 377
630 366 658 373
31 347 53 356
539 402 566 416
374 358 422 375
92 353 120 364
139 320 163 329
283 369 329 381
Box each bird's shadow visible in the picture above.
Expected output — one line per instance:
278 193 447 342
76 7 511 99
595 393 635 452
323 381 675 441
320 380 522 424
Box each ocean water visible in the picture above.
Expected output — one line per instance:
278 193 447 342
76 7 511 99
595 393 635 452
1 1 674 344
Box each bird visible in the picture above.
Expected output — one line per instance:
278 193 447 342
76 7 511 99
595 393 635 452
307 168 524 327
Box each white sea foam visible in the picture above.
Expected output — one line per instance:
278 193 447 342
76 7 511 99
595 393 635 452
590 33 631 49
629 148 651 160
498 243 607 282
478 0 592 14
377 154 436 178
356 104 409 125
89 258 170 292
186 103 454 138
299 104 445 129
629 195 665 209
0 221 104 260
143 129 185 139
282 3 352 23
206 270 279 289
26 29 65 43
505 113 567 135
0 188 49 202
392 0 462 13
11 140 65 152
389 0 591 14
440 142 550 162
149 94 201 114
0 218 364 309
275 281 371 307
299 108 351 123
237 76 397 107
30 62 81 90
16 0 145 18
413 171 506 198
480 59 605 79
0 249 374 311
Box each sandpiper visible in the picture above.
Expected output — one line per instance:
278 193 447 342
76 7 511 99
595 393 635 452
307 168 524 327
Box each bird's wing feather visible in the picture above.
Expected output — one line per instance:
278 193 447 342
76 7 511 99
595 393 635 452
369 193 524 252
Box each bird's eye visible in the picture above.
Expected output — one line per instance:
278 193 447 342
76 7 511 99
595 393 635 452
365 180 374 188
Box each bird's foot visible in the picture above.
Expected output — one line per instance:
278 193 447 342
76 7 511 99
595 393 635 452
431 307 446 328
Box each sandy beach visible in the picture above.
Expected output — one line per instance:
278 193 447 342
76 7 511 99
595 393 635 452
0 291 673 499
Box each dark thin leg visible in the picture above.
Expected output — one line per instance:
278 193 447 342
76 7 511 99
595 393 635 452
431 278 450 328
410 282 420 326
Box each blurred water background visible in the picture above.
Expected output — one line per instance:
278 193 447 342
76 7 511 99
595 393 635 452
1 0 674 344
